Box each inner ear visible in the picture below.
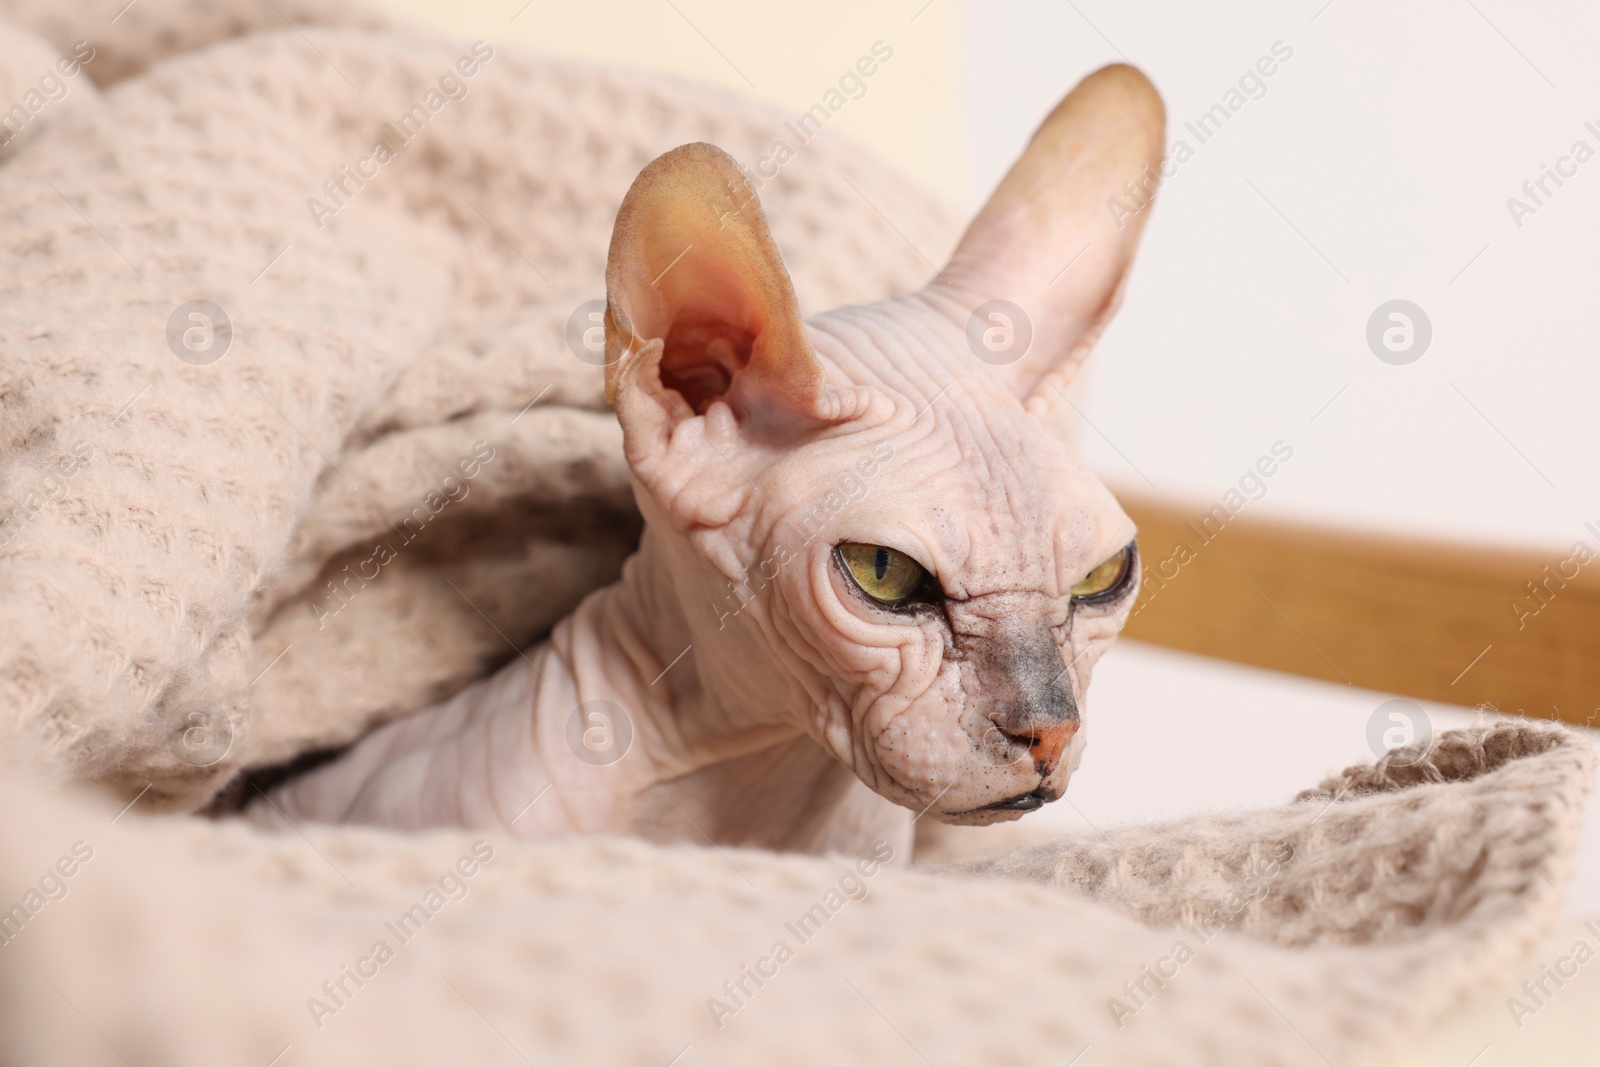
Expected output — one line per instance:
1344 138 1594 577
604 142 832 429
660 320 749 415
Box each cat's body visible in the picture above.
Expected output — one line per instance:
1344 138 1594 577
259 65 1166 858
264 535 912 855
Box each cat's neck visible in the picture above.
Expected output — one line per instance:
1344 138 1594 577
527 531 909 854
512 534 806 831
265 529 910 856
566 530 802 778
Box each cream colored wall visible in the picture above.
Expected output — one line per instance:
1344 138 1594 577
368 0 966 205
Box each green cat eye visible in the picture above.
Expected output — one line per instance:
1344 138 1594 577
838 543 927 605
1072 543 1134 603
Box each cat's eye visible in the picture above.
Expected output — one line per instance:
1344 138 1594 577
837 543 928 606
1071 543 1135 604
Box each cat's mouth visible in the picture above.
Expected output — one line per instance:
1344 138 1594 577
948 785 1061 816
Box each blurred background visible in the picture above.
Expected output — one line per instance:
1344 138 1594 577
360 0 1600 815
372 0 1599 542
364 2 1600 1057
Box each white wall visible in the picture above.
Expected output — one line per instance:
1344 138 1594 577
969 0 1600 551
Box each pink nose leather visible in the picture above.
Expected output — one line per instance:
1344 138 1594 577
1005 719 1079 776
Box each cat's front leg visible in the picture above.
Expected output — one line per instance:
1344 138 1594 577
253 656 562 835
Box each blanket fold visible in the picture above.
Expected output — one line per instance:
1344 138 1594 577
0 720 1589 1066
0 0 952 806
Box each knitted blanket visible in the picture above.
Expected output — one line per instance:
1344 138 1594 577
0 2 1591 1063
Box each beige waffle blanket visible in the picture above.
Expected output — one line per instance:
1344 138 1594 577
0 2 1590 1062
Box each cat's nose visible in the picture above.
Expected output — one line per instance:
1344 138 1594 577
993 717 1079 776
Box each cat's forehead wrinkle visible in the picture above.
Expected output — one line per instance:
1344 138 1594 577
800 400 1066 599
793 300 1125 601
807 300 1005 410
912 394 1090 599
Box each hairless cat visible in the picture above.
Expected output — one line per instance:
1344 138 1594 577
258 64 1166 860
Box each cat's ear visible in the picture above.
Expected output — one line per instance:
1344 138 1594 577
935 64 1165 411
603 143 866 526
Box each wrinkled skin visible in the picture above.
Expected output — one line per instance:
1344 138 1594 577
782 300 1135 819
258 64 1166 857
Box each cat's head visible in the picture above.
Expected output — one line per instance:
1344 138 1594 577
604 65 1164 824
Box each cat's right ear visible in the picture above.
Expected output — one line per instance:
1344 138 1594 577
933 64 1166 413
603 142 869 530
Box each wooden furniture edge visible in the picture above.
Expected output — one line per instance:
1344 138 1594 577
1115 490 1600 728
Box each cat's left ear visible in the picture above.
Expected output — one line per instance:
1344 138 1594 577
934 64 1166 412
603 143 866 525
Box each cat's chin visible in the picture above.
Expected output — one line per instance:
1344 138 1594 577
931 806 1038 827
930 785 1062 826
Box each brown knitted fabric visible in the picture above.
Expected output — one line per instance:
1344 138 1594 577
0 3 1591 1064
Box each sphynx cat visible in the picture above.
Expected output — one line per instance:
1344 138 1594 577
259 64 1166 859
